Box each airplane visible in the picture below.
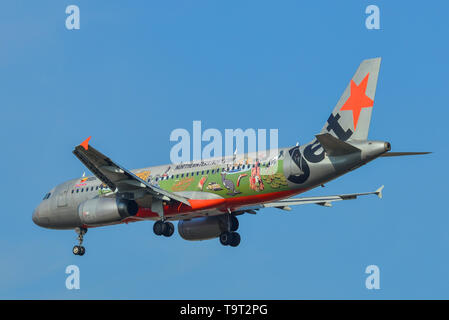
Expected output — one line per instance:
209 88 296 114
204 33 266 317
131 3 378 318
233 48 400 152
32 58 429 256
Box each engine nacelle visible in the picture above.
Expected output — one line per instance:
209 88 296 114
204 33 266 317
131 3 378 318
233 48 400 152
78 198 138 225
178 216 228 241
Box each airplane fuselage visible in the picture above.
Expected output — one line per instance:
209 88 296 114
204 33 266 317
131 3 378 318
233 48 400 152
32 139 389 230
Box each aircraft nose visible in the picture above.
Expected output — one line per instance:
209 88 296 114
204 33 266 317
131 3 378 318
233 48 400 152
32 201 55 228
32 208 40 225
32 204 49 227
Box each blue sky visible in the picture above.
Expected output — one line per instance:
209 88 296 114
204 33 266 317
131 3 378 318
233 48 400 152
0 0 448 299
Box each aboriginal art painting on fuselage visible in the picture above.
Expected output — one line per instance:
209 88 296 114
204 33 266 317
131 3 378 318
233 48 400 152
140 149 296 199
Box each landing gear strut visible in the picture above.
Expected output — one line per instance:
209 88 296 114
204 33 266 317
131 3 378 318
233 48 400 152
230 215 239 232
219 215 241 247
153 220 174 237
73 227 87 256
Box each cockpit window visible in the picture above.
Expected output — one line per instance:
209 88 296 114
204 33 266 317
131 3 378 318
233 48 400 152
42 192 51 200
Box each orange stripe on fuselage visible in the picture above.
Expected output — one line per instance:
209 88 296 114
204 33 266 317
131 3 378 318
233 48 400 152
135 188 306 219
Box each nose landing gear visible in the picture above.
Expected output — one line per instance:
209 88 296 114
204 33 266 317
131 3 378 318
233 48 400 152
73 227 87 256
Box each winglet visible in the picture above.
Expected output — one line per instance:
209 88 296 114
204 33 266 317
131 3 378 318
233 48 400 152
375 185 384 199
80 136 92 150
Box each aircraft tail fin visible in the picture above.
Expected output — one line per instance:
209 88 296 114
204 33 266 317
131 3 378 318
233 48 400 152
320 58 381 141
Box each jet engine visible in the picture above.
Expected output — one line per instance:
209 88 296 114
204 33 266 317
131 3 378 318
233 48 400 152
178 216 229 241
78 198 138 225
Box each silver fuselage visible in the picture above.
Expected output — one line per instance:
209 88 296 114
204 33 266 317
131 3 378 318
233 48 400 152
32 139 389 229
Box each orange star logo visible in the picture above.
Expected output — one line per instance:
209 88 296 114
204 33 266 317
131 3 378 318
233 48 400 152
340 73 373 130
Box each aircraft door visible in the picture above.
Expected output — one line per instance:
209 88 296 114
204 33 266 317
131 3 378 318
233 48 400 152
57 186 68 207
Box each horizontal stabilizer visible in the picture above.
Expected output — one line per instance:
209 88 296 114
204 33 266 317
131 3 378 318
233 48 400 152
315 133 360 156
380 152 431 157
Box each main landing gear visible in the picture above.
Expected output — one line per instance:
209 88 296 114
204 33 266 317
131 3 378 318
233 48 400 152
153 220 174 237
73 227 87 256
219 215 241 247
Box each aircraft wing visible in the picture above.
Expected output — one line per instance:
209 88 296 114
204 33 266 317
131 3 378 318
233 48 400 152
72 137 191 208
262 185 384 210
